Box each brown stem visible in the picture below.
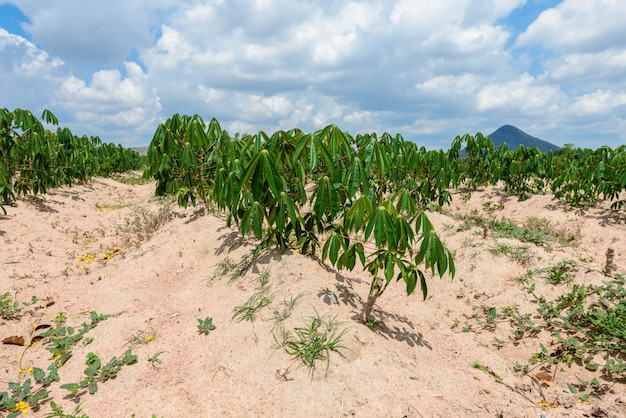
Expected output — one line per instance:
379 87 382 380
362 276 384 323
604 247 615 277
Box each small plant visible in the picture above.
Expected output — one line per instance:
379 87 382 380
61 350 138 396
147 350 166 369
272 293 304 324
40 311 111 358
197 317 216 334
489 242 533 265
126 329 157 348
545 259 577 285
211 256 253 282
482 202 504 213
282 311 346 376
0 292 37 319
233 272 273 322
45 402 89 418
472 361 502 381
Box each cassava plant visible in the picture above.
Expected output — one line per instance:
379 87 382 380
145 117 455 324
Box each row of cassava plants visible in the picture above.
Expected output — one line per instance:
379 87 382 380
143 114 456 323
143 114 626 320
0 107 142 213
450 133 626 207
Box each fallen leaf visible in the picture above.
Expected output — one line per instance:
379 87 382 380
2 336 25 346
535 371 552 381
39 297 55 308
540 380 554 388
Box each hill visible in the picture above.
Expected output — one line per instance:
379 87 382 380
131 146 149 156
487 125 560 153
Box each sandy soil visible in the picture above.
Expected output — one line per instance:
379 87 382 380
1 175 625 418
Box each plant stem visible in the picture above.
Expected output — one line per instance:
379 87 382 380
362 277 384 323
604 247 614 277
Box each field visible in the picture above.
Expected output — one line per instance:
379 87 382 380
1 174 625 417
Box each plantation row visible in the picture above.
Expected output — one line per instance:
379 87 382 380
142 113 626 321
0 108 142 213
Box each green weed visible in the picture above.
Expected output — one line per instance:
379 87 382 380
489 242 533 265
45 402 89 418
197 317 216 334
0 292 37 319
61 350 138 396
233 271 273 322
281 311 346 376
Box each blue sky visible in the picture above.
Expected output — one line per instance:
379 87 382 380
1 0 625 149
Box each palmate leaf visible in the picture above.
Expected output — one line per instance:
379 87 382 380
322 231 347 266
276 191 299 231
415 229 455 279
241 149 283 200
364 205 398 251
394 214 414 252
312 176 339 220
345 156 365 198
337 242 365 271
293 132 318 171
240 201 265 240
345 195 372 232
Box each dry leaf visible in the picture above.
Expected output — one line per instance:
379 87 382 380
535 371 552 381
39 297 55 308
540 379 554 387
2 335 25 346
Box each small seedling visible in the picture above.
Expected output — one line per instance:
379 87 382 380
0 292 38 319
272 293 304 324
365 319 377 330
126 329 157 348
545 260 577 285
45 401 89 418
147 350 166 369
282 311 347 376
233 273 273 322
197 317 216 334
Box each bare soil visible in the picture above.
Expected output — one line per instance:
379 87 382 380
1 176 625 417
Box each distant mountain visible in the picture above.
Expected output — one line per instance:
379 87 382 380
487 125 560 153
131 146 149 156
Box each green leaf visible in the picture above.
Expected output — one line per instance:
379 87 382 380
418 270 428 300
322 232 346 266
260 149 283 198
402 268 418 296
88 381 98 395
364 205 397 250
60 383 79 394
345 195 372 232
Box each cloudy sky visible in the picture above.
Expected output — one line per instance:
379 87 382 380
1 0 625 149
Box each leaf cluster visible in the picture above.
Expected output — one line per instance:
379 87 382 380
0 107 141 213
60 350 137 396
0 292 37 319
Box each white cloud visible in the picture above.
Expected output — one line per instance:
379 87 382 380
52 62 161 143
517 0 626 53
476 74 564 115
11 0 158 64
0 28 65 110
569 90 626 115
542 48 626 84
2 1 626 149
